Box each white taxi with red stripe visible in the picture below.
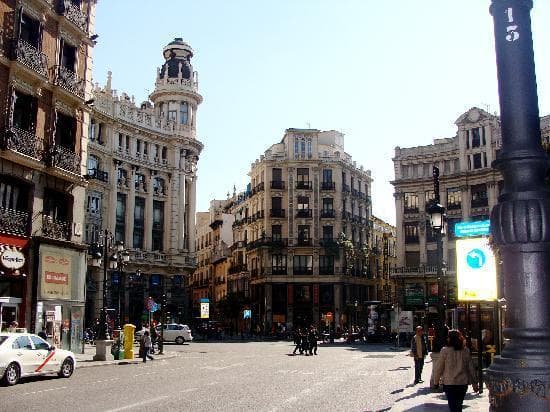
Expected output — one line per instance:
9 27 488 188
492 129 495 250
0 333 76 386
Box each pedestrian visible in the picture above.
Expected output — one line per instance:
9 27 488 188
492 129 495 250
141 330 154 362
434 329 479 412
8 321 18 332
292 328 302 355
308 326 318 355
150 324 159 354
410 325 428 384
38 327 48 340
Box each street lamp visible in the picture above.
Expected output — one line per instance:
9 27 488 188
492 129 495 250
90 229 130 361
427 166 447 353
486 1 550 410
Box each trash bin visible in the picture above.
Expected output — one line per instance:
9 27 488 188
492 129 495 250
117 348 125 360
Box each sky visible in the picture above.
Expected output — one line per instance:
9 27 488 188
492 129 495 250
92 1 550 225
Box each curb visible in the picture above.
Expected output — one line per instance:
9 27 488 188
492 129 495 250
76 353 178 369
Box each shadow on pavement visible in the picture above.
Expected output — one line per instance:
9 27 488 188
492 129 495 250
395 387 432 403
403 403 449 411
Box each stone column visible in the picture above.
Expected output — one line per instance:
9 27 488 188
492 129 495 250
126 168 136 247
187 176 197 253
164 174 172 253
460 185 471 218
109 161 118 231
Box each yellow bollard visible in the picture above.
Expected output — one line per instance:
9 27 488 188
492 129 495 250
123 324 136 359
486 344 497 364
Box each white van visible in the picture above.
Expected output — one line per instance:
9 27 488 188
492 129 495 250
158 324 193 344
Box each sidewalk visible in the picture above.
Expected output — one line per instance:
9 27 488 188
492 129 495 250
75 344 178 368
390 357 490 411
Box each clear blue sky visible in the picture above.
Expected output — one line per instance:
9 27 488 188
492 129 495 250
92 1 550 225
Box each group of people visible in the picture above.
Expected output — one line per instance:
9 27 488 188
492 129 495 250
292 326 319 356
411 326 479 412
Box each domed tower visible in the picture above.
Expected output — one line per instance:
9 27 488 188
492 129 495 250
150 38 203 255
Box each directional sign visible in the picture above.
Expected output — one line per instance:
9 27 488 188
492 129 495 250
454 220 491 238
200 302 209 319
456 237 497 301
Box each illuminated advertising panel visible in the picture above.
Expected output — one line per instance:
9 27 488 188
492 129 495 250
456 237 497 301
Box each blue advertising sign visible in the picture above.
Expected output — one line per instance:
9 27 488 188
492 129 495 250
243 310 251 319
200 298 210 303
454 220 490 238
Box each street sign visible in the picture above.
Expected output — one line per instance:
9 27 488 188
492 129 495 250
243 309 251 319
200 302 209 319
456 237 497 301
454 220 490 238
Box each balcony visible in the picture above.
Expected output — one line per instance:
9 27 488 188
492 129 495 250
228 264 247 274
270 209 286 218
296 181 312 190
42 215 71 240
293 267 313 275
296 209 312 218
271 268 287 275
270 180 285 190
56 0 88 33
251 182 265 195
321 181 335 191
48 144 81 174
296 238 312 247
0 207 30 236
247 236 272 251
271 238 288 248
87 168 108 183
1 127 45 160
54 65 85 99
342 183 350 193
471 198 489 208
320 210 335 219
11 39 48 77
230 240 247 250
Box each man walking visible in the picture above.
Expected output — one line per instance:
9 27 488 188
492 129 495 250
411 326 428 384
308 326 318 355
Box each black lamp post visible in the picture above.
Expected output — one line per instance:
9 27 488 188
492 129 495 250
427 166 447 352
90 230 130 341
486 1 550 410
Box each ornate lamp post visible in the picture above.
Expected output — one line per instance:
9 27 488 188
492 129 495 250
90 230 130 361
486 1 550 410
427 166 447 353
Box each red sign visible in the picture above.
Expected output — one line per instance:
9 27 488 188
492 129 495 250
45 271 69 284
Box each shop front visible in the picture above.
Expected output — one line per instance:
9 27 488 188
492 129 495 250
0 234 30 331
35 243 86 353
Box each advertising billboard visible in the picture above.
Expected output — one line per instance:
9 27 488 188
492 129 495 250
456 237 497 301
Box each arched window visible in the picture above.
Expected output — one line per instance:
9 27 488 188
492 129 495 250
180 102 188 124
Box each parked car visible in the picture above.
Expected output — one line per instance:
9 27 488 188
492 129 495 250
157 324 193 344
0 333 76 386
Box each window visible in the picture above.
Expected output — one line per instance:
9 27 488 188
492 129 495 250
319 255 334 275
322 225 333 240
401 165 409 178
115 193 126 242
471 184 488 208
272 225 282 241
134 173 146 191
55 112 76 148
44 189 71 221
152 200 164 251
161 147 167 160
472 153 483 169
297 225 310 245
444 160 451 174
153 177 165 195
294 138 299 159
271 197 283 217
322 169 332 183
60 41 76 72
425 190 435 205
30 335 49 350
12 336 31 350
405 251 420 268
0 177 29 212
296 168 310 188
12 90 37 132
322 198 333 211
404 222 419 244
307 138 312 159
427 249 439 267
297 196 309 210
404 193 419 213
180 102 188 124
293 255 313 275
447 188 462 210
272 254 287 274
133 197 145 249
472 128 481 148
86 193 101 215
20 13 41 49
423 164 431 177
454 158 460 173
87 155 99 175
168 110 177 121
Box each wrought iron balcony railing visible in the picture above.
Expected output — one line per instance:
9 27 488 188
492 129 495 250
296 181 312 190
54 65 85 99
296 238 312 247
320 210 335 219
270 180 285 190
228 264 248 274
48 144 81 174
42 214 71 240
56 0 88 33
321 181 335 190
296 209 312 218
2 127 45 160
88 168 108 182
270 209 285 218
11 39 48 77
0 207 30 236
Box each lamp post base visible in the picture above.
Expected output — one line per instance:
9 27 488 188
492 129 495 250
93 339 114 361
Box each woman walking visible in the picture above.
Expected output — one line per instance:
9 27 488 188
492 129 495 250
141 331 154 363
433 329 479 411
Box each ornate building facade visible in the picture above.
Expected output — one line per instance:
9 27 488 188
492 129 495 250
0 0 96 352
85 38 202 327
391 107 550 327
223 128 375 330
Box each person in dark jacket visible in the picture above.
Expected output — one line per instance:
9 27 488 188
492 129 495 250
292 329 303 355
410 326 429 384
308 326 318 355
